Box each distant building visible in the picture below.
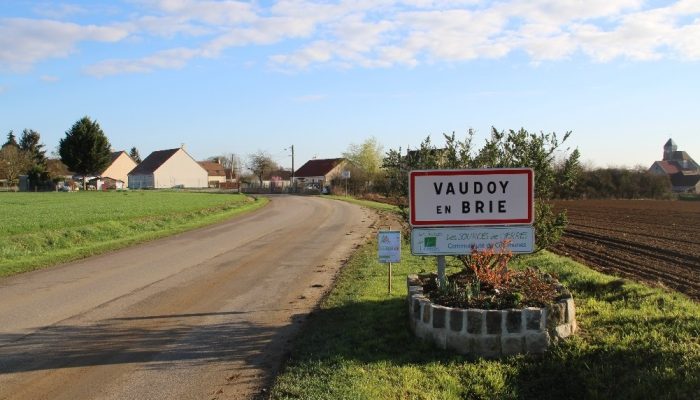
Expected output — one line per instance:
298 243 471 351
293 158 347 190
649 139 700 193
95 151 137 190
128 147 208 189
198 160 227 188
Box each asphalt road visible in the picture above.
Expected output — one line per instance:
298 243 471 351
0 195 377 400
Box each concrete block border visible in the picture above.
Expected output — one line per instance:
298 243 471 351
407 275 577 357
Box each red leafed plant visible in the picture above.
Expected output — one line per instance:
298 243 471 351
461 242 514 291
422 241 560 309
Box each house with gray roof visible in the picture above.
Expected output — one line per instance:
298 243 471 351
128 146 207 189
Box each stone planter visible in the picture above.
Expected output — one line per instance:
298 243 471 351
407 275 577 358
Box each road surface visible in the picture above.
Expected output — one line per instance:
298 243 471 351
0 195 378 400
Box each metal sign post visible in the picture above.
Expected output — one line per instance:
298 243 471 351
342 170 351 196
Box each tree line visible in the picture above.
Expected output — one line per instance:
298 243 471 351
0 117 144 190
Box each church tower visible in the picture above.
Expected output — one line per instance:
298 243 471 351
663 139 677 161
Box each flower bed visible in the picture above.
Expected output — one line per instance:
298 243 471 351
407 274 577 358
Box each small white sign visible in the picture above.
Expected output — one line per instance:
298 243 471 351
378 230 401 263
411 226 535 255
342 170 351 179
409 168 534 226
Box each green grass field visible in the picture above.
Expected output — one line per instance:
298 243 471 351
0 191 268 276
270 200 700 400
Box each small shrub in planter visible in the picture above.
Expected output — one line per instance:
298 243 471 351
420 243 559 310
409 243 577 357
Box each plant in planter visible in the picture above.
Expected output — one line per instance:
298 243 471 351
421 243 559 310
408 243 577 357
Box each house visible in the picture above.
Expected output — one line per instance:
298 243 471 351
293 158 348 190
94 151 137 190
128 147 208 189
198 160 227 188
649 139 700 193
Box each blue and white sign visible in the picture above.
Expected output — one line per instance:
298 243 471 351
378 230 401 263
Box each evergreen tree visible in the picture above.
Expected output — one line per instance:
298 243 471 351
59 116 112 190
19 129 48 189
3 131 18 148
129 147 142 163
19 129 47 167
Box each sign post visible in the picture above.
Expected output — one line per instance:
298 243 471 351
408 168 535 285
378 229 401 294
342 170 351 196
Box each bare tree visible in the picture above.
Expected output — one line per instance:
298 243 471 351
0 145 31 187
209 153 241 179
247 151 277 187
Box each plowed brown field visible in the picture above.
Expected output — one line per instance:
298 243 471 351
551 200 700 300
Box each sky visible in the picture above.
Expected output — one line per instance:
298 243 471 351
1 0 699 171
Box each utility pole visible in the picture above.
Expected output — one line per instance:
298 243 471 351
289 145 295 193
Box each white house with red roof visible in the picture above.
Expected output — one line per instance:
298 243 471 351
293 158 348 189
198 160 227 187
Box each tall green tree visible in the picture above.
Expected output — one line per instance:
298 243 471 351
554 148 582 199
3 131 18 148
129 147 142 163
19 129 48 189
19 129 46 165
342 136 385 194
59 116 112 190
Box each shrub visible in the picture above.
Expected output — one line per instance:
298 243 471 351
422 243 559 309
383 128 574 251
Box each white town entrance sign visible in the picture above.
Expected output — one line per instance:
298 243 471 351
409 168 534 227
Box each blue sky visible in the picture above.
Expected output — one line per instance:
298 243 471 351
1 0 698 170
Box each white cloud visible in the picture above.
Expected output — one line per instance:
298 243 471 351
293 94 327 102
0 18 129 71
32 3 88 19
5 1 700 75
84 47 199 77
135 0 257 25
40 75 60 82
134 15 213 37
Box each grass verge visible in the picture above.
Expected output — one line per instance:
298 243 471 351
324 195 400 212
0 191 268 276
270 228 700 399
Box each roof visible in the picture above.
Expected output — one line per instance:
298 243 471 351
664 138 677 148
670 172 700 188
110 151 124 163
128 148 180 175
670 151 695 162
652 161 681 175
199 161 227 177
294 158 345 178
46 159 73 176
101 151 135 174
